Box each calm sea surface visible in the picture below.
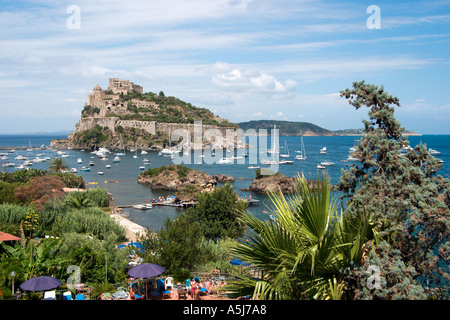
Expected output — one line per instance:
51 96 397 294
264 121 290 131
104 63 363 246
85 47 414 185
1 134 449 231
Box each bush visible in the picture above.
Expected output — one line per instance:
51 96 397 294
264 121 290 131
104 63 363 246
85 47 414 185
173 268 191 283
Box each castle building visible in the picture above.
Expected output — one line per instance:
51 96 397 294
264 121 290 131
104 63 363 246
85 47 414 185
108 78 143 95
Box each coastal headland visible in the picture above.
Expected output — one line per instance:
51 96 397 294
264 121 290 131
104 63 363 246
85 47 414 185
51 78 243 152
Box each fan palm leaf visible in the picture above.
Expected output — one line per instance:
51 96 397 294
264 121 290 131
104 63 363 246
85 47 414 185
231 174 371 300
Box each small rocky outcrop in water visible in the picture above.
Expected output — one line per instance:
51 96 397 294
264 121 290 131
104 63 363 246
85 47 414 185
241 170 297 194
137 165 235 201
138 164 217 191
213 174 235 183
241 169 326 194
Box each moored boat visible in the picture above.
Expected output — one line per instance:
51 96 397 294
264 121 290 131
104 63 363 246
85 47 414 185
133 204 153 210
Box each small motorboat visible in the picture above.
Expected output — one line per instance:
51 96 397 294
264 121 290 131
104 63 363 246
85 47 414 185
98 171 104 175
80 166 91 172
429 148 441 155
133 204 153 210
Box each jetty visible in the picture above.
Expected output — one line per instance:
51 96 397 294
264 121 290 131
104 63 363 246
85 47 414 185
119 198 259 210
118 201 197 209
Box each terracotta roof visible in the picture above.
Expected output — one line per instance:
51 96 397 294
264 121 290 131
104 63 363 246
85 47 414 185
0 231 21 241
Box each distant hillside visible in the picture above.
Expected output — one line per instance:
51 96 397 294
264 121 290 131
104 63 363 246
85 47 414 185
237 120 337 136
335 128 421 136
334 128 364 135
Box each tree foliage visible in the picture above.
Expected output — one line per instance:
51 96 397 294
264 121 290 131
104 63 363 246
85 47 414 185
185 184 248 241
14 175 66 211
48 157 69 173
337 80 449 299
138 213 207 274
231 175 373 300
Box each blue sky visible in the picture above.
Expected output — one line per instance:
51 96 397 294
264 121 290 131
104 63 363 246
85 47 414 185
1 0 449 134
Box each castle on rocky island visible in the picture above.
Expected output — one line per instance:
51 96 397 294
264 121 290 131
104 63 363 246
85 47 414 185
54 78 242 151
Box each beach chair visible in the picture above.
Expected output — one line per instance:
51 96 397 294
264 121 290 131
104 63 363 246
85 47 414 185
62 291 72 300
43 290 56 300
203 281 212 295
130 283 144 300
157 279 171 299
185 279 191 295
165 277 174 290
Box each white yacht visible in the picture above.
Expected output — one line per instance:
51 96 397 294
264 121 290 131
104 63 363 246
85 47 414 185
133 204 153 210
320 147 327 154
346 155 359 162
429 148 441 155
218 158 233 164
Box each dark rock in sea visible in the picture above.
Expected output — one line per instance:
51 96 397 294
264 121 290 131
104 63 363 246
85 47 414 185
241 169 327 194
213 174 235 183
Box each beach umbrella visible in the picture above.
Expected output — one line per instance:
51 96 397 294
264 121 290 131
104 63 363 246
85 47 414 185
230 258 251 275
230 258 251 267
128 263 164 279
128 263 165 300
20 276 62 292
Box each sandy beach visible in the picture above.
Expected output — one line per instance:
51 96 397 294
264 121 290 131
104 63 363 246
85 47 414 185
111 213 148 242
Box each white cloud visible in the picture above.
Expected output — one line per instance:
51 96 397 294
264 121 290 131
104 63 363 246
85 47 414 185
211 63 297 98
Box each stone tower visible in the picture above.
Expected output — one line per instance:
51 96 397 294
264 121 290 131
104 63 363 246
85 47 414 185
107 78 143 95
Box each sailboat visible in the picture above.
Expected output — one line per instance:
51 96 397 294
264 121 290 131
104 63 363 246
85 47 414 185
279 139 290 158
161 127 180 156
116 134 126 156
294 136 306 160
133 143 138 159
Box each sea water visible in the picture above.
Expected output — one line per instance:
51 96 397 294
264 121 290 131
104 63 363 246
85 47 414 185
1 134 449 231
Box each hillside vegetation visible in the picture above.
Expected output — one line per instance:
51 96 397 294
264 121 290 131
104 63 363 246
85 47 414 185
89 91 237 127
237 120 337 136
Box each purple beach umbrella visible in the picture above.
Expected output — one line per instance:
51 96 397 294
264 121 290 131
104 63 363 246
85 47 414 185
20 276 62 292
128 263 164 279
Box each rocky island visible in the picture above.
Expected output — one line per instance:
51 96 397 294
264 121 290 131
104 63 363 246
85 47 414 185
137 164 234 201
241 169 328 194
51 78 243 151
241 169 298 194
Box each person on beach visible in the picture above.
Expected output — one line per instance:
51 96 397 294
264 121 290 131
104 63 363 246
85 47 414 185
190 278 202 300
